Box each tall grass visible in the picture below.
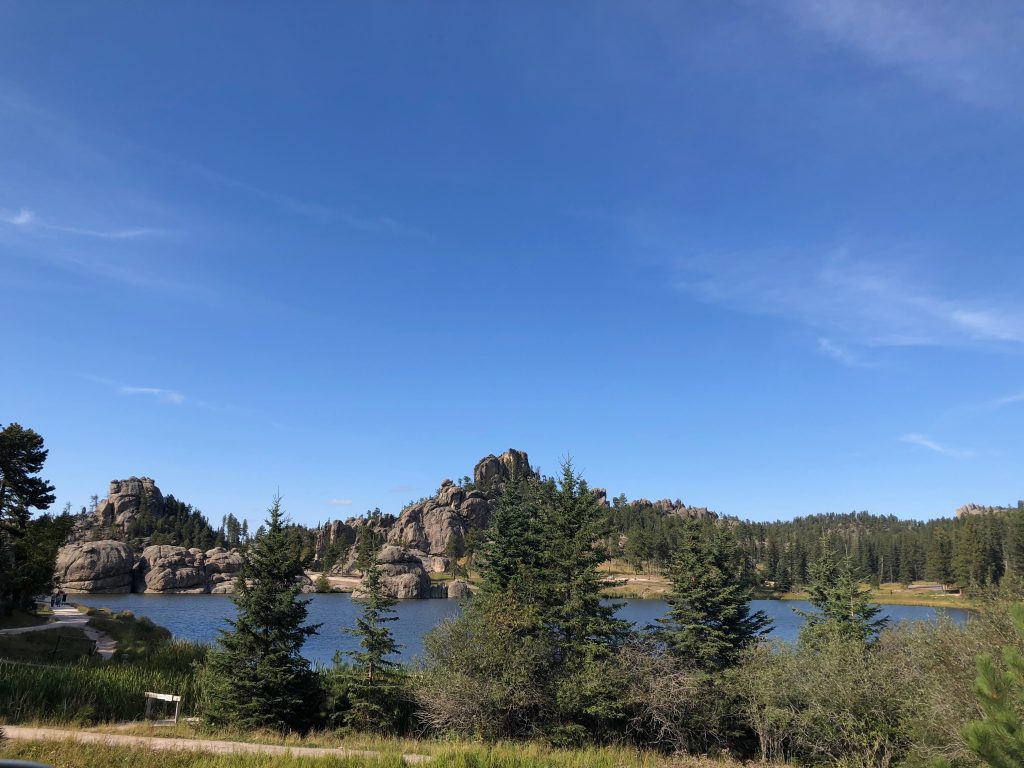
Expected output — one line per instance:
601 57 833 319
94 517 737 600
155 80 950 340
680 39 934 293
0 740 407 768
0 656 201 723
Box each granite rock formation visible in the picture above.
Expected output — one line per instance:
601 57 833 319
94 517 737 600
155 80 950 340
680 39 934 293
56 540 244 594
373 545 431 599
55 540 135 593
95 477 164 534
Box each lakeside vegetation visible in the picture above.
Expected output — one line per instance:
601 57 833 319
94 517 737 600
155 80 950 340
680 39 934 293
4 422 1024 767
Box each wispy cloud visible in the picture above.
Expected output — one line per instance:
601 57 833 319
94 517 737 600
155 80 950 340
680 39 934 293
327 498 354 507
995 391 1024 406
1 207 165 240
900 433 973 458
817 337 872 368
783 0 1024 106
675 251 1024 352
119 386 186 405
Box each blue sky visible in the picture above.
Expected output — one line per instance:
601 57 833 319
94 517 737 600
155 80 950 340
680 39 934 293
2 1 1022 526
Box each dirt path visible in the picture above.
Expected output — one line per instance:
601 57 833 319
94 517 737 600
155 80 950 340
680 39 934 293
0 604 117 660
1 726 431 765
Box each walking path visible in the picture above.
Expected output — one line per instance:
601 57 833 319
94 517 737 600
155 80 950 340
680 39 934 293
1 726 431 765
0 604 117 660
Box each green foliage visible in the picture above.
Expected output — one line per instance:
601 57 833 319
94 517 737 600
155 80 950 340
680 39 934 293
656 519 771 672
417 594 557 740
422 461 631 742
958 603 1024 768
201 496 322 731
478 471 533 596
313 573 332 593
798 540 887 646
336 561 405 733
7 506 74 608
733 635 918 767
0 656 202 723
124 493 219 550
0 422 58 609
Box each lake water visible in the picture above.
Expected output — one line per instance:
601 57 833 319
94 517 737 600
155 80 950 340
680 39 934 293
74 593 968 665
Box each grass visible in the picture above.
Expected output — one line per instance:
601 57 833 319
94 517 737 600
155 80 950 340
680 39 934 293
772 582 975 610
0 654 202 723
0 740 406 768
78 606 173 658
0 627 96 663
0 736 761 768
0 605 52 630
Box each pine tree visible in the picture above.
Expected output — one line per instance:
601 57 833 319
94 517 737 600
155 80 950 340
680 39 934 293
337 559 403 731
354 525 378 573
479 470 534 595
536 461 629 660
202 496 322 731
956 603 1024 768
656 520 772 672
798 539 887 645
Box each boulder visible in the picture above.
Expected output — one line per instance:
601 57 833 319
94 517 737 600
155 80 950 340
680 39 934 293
135 545 207 593
56 540 135 593
371 545 431 599
447 579 472 599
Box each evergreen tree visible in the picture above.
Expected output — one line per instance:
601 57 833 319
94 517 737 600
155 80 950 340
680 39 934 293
479 470 534 595
354 525 379 572
535 461 629 661
656 520 772 672
202 496 321 731
337 559 403 732
798 539 887 645
953 603 1024 768
0 423 58 609
925 529 954 586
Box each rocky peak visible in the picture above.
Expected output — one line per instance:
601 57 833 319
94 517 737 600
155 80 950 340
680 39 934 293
473 448 533 488
630 498 718 521
95 476 164 532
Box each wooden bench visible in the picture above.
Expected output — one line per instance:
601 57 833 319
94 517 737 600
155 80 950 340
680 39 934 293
144 691 183 723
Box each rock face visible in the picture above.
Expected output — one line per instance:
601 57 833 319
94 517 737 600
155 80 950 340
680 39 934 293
374 545 431 599
134 545 208 593
95 477 164 533
956 503 1001 518
473 449 531 488
56 540 135 593
56 540 243 594
630 498 718 521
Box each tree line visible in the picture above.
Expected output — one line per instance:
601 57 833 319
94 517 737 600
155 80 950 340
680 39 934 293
611 501 1024 591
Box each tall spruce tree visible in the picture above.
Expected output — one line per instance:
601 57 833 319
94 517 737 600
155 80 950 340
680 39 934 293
479 469 534 596
656 520 772 672
798 539 887 645
337 558 403 732
536 460 629 661
202 496 321 731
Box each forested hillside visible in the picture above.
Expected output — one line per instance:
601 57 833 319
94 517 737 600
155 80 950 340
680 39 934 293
608 497 1024 590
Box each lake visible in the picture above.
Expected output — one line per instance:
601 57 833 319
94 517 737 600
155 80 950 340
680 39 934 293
74 593 969 665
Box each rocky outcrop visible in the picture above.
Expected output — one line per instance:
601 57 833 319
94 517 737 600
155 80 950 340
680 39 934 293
446 579 472 599
473 449 531 488
56 540 135 593
630 498 718 521
204 547 243 593
373 545 431 599
956 503 1004 518
134 545 208 593
56 540 243 594
95 477 164 534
